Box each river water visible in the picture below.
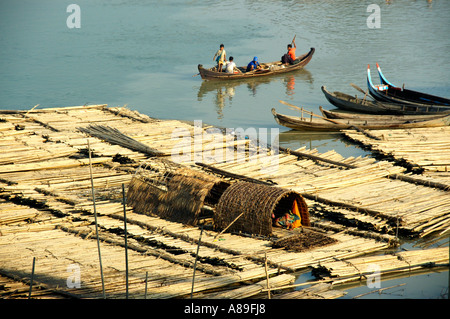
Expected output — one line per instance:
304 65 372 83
1 0 449 298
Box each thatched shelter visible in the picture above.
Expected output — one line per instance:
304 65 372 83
127 160 229 226
127 159 309 236
214 181 310 236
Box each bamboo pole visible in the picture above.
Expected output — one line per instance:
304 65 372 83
88 139 106 299
265 252 271 299
145 271 148 299
122 183 129 299
261 277 337 292
353 283 406 299
25 104 40 116
213 211 246 242
190 223 204 299
28 257 36 299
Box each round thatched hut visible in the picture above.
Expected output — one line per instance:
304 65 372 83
214 181 309 236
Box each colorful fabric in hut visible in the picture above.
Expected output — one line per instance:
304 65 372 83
272 199 303 230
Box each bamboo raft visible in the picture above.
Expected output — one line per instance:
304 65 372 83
343 127 450 174
0 104 449 299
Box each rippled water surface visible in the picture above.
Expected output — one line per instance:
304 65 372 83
1 0 449 298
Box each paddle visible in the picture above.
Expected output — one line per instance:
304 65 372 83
350 83 373 102
350 83 367 94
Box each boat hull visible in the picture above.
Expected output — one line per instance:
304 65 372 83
320 107 450 121
271 108 450 132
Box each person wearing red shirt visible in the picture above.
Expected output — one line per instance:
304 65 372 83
287 39 296 61
282 36 297 64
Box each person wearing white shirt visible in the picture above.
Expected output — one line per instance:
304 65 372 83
225 56 238 73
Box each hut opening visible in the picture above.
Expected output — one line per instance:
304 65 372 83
214 181 310 237
127 159 230 226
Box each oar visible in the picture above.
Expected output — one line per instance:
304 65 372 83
350 83 372 102
350 83 366 95
278 100 344 125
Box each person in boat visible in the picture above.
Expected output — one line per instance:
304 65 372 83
281 38 296 64
213 44 226 72
246 56 261 72
224 56 240 73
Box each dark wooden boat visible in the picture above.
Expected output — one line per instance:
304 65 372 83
368 63 450 106
271 108 450 132
320 106 450 121
321 85 450 115
198 47 315 80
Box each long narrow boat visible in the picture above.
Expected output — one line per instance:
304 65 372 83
271 108 450 132
367 63 450 106
198 47 315 80
319 106 450 121
321 85 450 115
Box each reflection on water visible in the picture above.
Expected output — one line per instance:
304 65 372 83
279 129 371 158
279 129 340 151
197 69 313 119
279 130 340 148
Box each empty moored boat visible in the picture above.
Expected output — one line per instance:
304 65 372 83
367 63 450 106
322 85 450 115
271 107 450 132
